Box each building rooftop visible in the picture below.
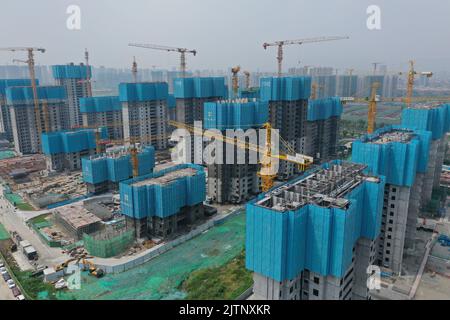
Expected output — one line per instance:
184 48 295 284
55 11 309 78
370 129 414 144
255 162 372 212
131 167 197 187
54 203 101 230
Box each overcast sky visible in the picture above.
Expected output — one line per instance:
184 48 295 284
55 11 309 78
1 0 449 73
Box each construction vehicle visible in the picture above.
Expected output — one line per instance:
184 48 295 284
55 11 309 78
54 258 78 272
262 36 349 77
231 66 241 98
129 43 197 77
399 60 433 109
169 120 314 192
0 47 46 147
81 258 104 278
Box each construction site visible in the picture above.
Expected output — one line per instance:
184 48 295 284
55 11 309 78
0 2 449 303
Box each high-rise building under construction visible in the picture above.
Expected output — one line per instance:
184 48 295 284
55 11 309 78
203 99 268 204
119 82 169 150
52 64 91 128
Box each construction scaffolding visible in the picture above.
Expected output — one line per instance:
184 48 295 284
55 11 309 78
83 229 134 258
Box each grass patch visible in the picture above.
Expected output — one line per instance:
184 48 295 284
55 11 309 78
29 214 50 225
0 223 10 240
16 203 35 211
181 250 253 300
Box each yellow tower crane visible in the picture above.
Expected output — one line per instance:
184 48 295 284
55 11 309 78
168 120 313 192
231 66 241 98
84 48 93 97
262 36 349 77
0 47 45 148
367 82 380 134
399 60 433 109
129 43 197 78
310 82 325 100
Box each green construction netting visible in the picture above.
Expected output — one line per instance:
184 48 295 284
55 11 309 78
0 151 14 160
83 230 134 258
43 211 246 300
0 223 10 240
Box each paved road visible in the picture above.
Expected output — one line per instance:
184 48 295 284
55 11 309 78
0 186 66 268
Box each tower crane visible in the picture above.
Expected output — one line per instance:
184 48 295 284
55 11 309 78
231 66 241 98
243 71 251 89
129 43 197 77
0 47 45 145
84 49 93 97
399 60 433 109
262 36 349 77
132 56 138 83
168 120 313 192
367 82 380 134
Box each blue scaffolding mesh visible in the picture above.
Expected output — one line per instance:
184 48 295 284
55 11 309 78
307 97 343 121
0 79 36 97
52 65 91 79
351 125 432 187
120 164 206 219
119 82 168 102
173 77 226 99
203 100 268 130
41 128 108 155
245 161 386 281
6 86 66 104
259 77 311 101
80 96 121 113
401 104 450 140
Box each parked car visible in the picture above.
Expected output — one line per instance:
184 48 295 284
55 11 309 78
2 272 11 281
16 295 25 300
0 267 7 274
11 286 20 297
0 261 4 268
6 279 15 289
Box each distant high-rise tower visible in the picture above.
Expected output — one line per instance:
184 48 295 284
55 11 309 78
119 82 169 150
6 86 69 154
52 63 92 127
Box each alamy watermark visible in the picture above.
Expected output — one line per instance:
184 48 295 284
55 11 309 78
170 121 281 174
367 5 381 30
66 5 81 30
367 265 381 290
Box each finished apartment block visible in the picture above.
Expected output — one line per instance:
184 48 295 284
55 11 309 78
6 86 69 155
80 96 123 140
203 99 268 204
52 64 91 128
119 82 169 150
246 160 385 300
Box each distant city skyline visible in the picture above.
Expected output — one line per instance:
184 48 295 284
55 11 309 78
1 0 450 73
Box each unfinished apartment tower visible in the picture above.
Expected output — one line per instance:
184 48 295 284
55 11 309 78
52 64 91 127
120 164 206 240
173 77 226 163
305 97 343 163
7 86 69 154
352 126 434 274
0 79 35 142
80 96 123 140
203 99 268 204
260 77 311 180
41 128 107 172
120 82 168 150
246 161 386 300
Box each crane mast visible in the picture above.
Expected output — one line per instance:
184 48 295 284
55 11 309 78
231 66 241 98
84 48 93 97
367 82 380 134
262 36 349 77
132 56 138 83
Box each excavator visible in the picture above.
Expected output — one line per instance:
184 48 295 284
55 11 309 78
81 258 104 278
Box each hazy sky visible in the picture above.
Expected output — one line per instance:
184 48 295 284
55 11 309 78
1 0 449 73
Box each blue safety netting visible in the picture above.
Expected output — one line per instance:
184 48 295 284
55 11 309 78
173 77 226 99
259 77 311 101
82 146 155 185
52 65 91 79
401 104 450 140
307 97 343 121
41 128 108 155
79 96 121 113
245 160 386 282
6 86 66 104
0 79 36 97
119 82 168 102
203 100 268 130
120 164 206 219
167 94 176 109
352 125 432 187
